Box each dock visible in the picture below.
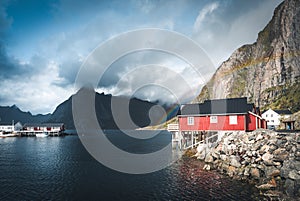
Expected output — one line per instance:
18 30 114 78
17 130 64 136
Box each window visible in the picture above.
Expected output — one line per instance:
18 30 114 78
271 120 274 123
271 114 273 117
210 116 218 123
266 114 268 117
187 117 194 125
229 115 237 125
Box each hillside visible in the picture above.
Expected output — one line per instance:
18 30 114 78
47 87 177 129
0 105 50 124
195 0 300 113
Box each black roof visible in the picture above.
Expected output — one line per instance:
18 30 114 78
23 123 64 127
0 122 14 126
180 97 254 115
274 110 292 115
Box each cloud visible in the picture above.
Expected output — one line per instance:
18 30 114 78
0 60 74 114
192 0 283 66
0 0 284 114
94 50 206 104
193 2 219 33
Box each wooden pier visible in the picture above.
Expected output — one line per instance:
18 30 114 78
17 130 64 137
168 123 224 150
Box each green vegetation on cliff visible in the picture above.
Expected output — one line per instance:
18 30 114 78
261 81 300 113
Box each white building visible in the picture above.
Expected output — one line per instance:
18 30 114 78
23 123 64 132
262 109 292 129
0 123 15 133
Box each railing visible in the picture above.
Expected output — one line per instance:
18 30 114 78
182 132 220 150
167 124 179 131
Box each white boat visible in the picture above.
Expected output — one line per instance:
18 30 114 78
0 132 19 137
36 132 49 138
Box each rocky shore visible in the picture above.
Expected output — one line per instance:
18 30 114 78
195 129 300 200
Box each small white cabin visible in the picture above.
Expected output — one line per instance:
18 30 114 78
0 123 15 132
262 109 292 129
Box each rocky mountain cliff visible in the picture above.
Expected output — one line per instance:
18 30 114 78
196 0 300 112
47 87 175 129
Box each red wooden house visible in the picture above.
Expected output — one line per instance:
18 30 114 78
178 97 267 132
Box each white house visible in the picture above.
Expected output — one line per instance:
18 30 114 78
262 109 292 129
0 123 15 133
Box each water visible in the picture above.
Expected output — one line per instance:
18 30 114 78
0 131 262 200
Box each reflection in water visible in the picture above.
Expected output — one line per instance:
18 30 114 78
0 132 262 200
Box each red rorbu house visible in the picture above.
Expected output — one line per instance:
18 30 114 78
23 123 65 132
178 97 267 133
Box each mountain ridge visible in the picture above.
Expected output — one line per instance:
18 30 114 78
196 0 300 112
0 88 178 129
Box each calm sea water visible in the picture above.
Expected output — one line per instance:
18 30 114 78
0 131 262 201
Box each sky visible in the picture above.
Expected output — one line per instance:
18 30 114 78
0 0 283 114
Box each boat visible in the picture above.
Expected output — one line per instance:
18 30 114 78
0 132 20 138
36 132 49 138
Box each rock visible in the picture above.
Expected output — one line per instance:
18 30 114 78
229 156 241 168
211 150 219 159
259 144 270 154
273 161 281 167
269 144 278 153
196 152 206 160
295 161 300 171
288 170 300 180
296 136 300 144
295 151 300 157
219 154 227 161
257 177 277 190
203 164 211 171
244 167 250 176
221 163 229 172
263 190 281 200
262 152 274 166
250 168 260 179
248 135 256 141
197 144 207 153
285 144 293 151
255 157 262 163
281 160 295 178
273 148 289 162
251 144 260 151
227 144 237 155
227 166 236 177
284 179 295 197
204 153 214 163
257 164 265 170
256 133 263 141
265 166 280 178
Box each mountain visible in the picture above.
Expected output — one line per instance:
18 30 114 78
47 87 177 129
196 0 300 113
0 105 51 124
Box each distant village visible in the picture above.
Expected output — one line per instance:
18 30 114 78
0 122 65 137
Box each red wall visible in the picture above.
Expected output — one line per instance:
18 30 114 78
179 115 246 131
246 113 257 131
261 119 267 129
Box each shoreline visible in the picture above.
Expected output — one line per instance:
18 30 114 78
192 129 300 200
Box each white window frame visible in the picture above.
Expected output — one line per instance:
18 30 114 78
229 115 238 125
210 116 218 123
187 116 194 125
